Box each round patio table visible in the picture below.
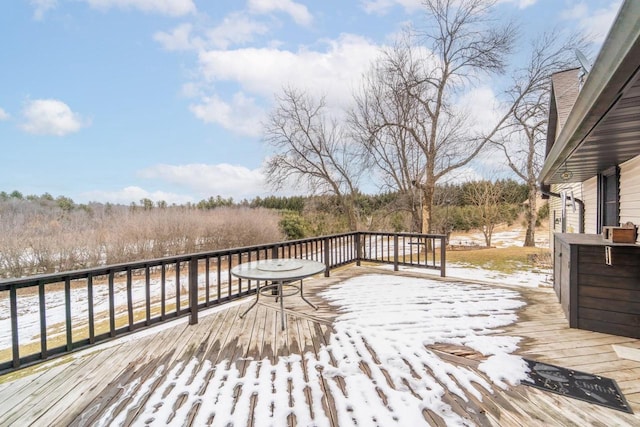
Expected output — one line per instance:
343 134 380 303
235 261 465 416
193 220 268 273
231 258 326 330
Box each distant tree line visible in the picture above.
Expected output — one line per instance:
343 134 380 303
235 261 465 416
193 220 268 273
0 179 546 278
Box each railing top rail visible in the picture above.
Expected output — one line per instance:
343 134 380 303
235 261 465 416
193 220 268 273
357 231 446 238
0 231 441 289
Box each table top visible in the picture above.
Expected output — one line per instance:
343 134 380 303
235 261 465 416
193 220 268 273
230 258 326 281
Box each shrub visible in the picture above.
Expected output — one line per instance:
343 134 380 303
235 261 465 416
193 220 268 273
279 211 310 240
537 202 549 222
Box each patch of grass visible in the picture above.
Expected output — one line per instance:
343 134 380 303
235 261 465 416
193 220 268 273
445 246 551 274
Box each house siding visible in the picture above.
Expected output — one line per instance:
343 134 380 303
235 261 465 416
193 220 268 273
549 155 640 246
620 155 640 243
548 181 584 251
583 176 597 234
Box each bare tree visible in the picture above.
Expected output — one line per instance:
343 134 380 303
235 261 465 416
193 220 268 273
350 52 426 230
463 179 518 247
264 86 364 230
351 0 516 234
493 30 586 246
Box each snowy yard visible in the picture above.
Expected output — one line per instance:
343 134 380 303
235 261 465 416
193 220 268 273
88 273 531 426
449 227 550 249
0 228 559 425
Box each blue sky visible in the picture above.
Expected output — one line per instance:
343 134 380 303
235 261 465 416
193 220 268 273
0 0 622 205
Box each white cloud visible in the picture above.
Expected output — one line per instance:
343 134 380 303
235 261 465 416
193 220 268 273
474 147 517 178
362 0 538 15
360 0 422 15
29 0 196 18
363 0 539 15
82 0 196 16
456 85 503 136
154 23 202 51
156 17 381 135
561 0 622 44
154 14 271 52
205 12 271 49
516 0 537 8
20 99 89 136
29 0 57 20
441 166 484 184
496 0 538 9
80 186 193 205
449 85 519 179
248 0 312 26
185 34 381 133
138 163 268 198
0 107 9 121
189 92 265 137
196 33 380 108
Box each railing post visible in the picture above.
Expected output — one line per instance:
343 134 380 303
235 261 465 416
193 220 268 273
38 280 47 359
127 268 134 331
440 235 446 277
65 278 72 351
144 266 151 326
393 234 399 271
356 232 362 266
189 256 199 325
88 274 95 344
10 287 19 369
175 263 181 313
272 244 279 260
161 263 166 320
324 237 330 277
108 271 116 337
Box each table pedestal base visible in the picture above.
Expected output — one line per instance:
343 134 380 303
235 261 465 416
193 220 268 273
239 280 318 330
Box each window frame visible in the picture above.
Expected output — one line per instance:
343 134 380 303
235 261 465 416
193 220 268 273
596 165 620 233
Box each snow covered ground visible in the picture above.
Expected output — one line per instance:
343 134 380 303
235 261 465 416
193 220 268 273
82 231 553 424
443 227 553 288
449 227 549 249
2 227 555 425
399 262 552 288
91 273 531 426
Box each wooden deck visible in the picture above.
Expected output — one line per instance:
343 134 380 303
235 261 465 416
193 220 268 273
1 266 639 426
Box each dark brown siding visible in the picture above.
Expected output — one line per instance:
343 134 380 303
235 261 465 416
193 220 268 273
554 233 640 338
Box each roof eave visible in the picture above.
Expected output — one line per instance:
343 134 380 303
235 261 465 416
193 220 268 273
539 0 640 185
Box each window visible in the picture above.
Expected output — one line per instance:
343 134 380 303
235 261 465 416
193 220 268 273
597 166 619 232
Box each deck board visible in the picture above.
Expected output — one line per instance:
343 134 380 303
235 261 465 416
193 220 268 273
1 266 640 426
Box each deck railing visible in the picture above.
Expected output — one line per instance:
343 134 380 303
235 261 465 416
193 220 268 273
0 231 445 373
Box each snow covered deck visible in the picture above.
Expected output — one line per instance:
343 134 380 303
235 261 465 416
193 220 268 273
1 266 639 426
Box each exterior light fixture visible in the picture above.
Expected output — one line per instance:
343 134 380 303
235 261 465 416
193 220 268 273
561 162 573 181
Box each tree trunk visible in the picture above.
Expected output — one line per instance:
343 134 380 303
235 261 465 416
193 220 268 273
347 203 359 231
523 182 537 247
421 185 434 234
411 208 421 233
483 226 493 247
421 202 429 234
340 194 359 231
